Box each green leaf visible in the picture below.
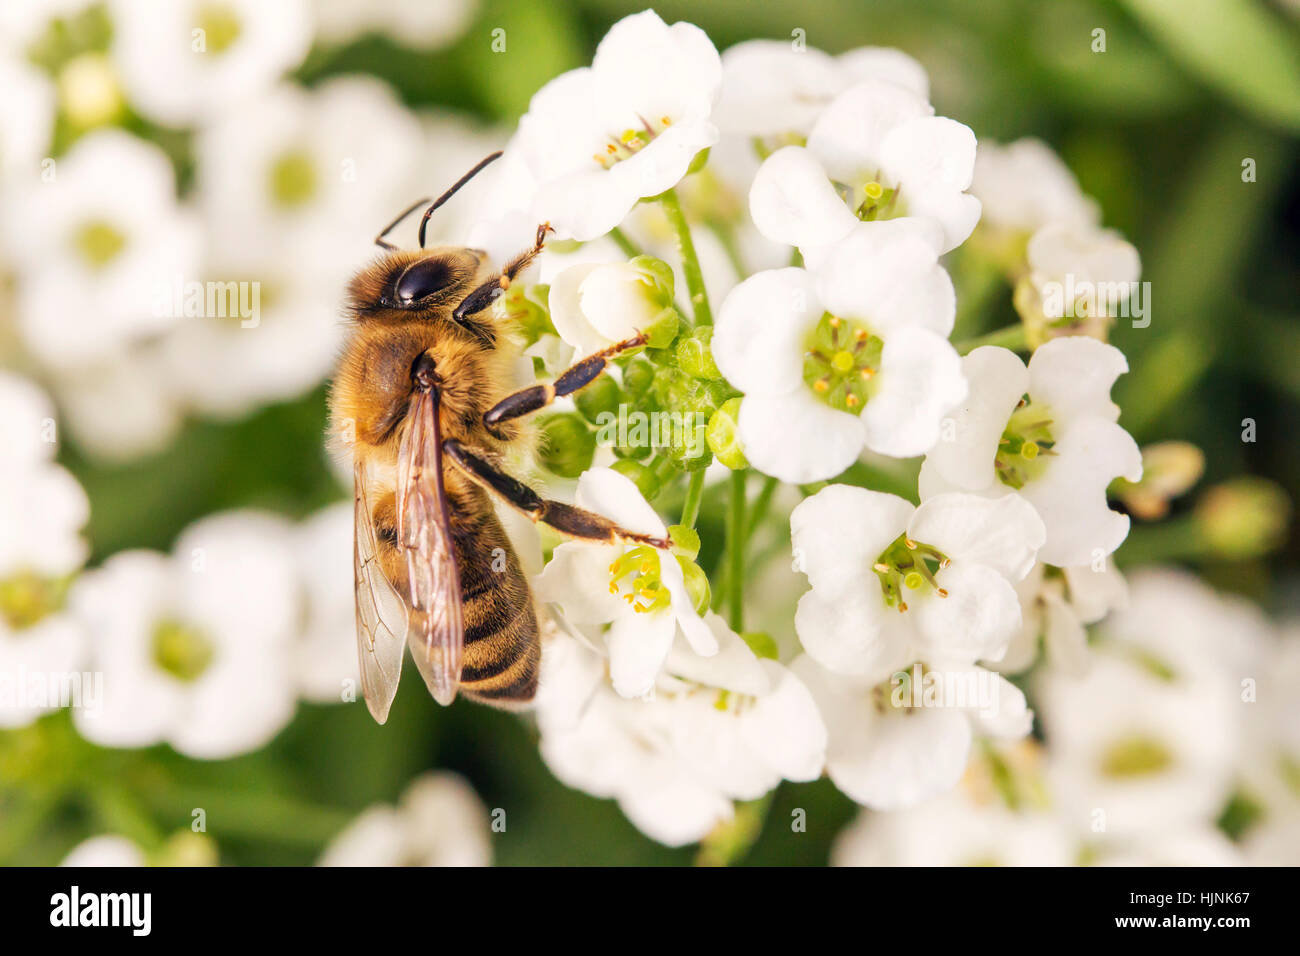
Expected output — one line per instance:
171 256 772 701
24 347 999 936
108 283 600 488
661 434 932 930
1119 0 1300 131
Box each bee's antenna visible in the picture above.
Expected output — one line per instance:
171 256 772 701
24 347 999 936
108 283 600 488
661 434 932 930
417 150 504 249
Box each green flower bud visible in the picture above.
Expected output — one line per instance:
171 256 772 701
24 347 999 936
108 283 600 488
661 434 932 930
686 147 711 176
611 458 661 499
706 397 747 470
628 255 676 308
666 524 700 559
675 326 723 380
676 555 711 615
643 305 681 350
740 631 779 661
1195 478 1291 559
574 374 623 423
501 282 555 346
621 357 656 401
538 413 596 478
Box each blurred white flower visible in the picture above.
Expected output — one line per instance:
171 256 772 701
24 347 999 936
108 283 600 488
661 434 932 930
2 130 199 369
920 338 1142 566
535 617 825 847
72 511 299 759
833 789 1075 866
312 0 477 49
535 468 716 698
0 53 55 184
791 653 1031 810
514 10 722 240
60 834 146 867
108 0 311 127
1024 222 1142 322
319 772 492 866
52 347 181 460
713 222 965 482
197 76 424 284
971 137 1099 236
0 0 95 52
1036 650 1239 840
749 80 980 258
0 373 90 729
1000 558 1127 675
717 40 928 138
1092 827 1244 867
293 500 358 703
792 485 1043 681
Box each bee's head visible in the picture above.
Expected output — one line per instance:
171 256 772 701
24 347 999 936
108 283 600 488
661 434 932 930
348 247 490 317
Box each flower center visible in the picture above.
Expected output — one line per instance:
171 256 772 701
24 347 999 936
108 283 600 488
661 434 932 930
836 174 900 222
872 533 949 613
608 545 670 614
871 661 932 715
0 572 69 631
1099 734 1173 778
592 115 674 169
151 618 215 682
995 397 1055 489
197 3 243 55
73 219 127 270
268 149 318 208
803 313 883 414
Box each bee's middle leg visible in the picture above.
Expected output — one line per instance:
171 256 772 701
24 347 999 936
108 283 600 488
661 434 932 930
482 333 648 436
443 438 670 549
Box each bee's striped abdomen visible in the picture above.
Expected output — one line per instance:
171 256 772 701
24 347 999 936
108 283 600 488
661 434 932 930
450 494 540 706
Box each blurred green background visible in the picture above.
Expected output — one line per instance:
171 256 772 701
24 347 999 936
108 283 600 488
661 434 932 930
9 0 1300 864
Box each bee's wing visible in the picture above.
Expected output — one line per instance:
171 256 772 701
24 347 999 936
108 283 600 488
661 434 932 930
353 457 408 724
396 386 464 706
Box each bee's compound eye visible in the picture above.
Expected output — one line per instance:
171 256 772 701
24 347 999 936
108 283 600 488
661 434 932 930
395 258 454 304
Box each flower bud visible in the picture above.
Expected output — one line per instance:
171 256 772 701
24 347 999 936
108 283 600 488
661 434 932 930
501 282 555 346
611 457 665 500
1115 441 1205 521
706 397 747 470
1195 478 1290 559
676 555 711 615
675 326 723 380
574 374 623 424
666 524 700 559
538 413 596 478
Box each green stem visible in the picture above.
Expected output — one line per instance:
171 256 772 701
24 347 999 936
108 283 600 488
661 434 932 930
609 226 643 259
660 188 712 326
725 469 747 630
956 323 1028 354
680 468 706 529
745 475 779 542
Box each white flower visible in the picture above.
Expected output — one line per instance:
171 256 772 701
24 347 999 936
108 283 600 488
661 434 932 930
535 468 716 698
791 485 1043 680
514 10 722 240
971 137 1099 236
535 618 825 847
1000 558 1127 675
1025 221 1142 323
312 0 478 49
920 338 1142 566
749 80 980 258
1093 827 1244 867
712 221 966 482
60 835 146 867
71 511 299 759
0 52 55 184
832 790 1075 866
548 260 670 353
1035 647 1240 840
319 772 492 867
108 0 311 127
293 501 359 703
52 348 181 460
2 130 199 369
791 654 1031 810
716 40 928 138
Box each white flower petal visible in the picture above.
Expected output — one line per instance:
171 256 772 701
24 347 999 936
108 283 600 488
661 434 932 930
713 267 817 395
665 614 768 695
806 79 933 184
1027 335 1128 423
574 467 668 539
837 47 929 99
534 541 624 624
748 147 859 250
791 484 913 597
880 116 978 192
861 327 967 458
913 562 1022 665
923 346 1029 491
794 589 911 682
738 390 865 483
607 608 677 699
738 659 828 782
907 492 1045 581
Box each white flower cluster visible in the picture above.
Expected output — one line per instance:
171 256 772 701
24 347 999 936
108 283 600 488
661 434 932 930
0 0 485 457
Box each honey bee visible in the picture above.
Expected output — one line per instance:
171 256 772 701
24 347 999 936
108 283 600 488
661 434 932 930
331 152 668 723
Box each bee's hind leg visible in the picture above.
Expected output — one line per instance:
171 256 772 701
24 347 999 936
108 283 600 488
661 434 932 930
443 439 671 550
482 332 648 437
